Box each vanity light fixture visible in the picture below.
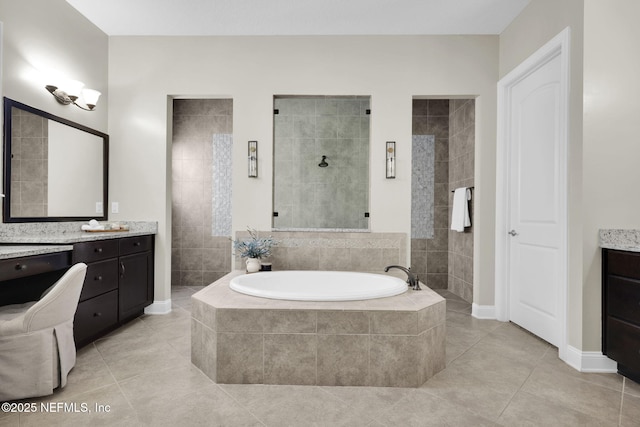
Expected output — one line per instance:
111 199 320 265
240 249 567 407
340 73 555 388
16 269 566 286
386 141 396 179
45 79 101 111
248 141 258 178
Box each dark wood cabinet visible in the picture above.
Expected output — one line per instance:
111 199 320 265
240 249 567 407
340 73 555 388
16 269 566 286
119 251 153 321
602 248 640 382
0 251 71 305
73 235 154 347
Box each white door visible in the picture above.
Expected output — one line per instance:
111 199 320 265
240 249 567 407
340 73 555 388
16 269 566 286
497 29 569 350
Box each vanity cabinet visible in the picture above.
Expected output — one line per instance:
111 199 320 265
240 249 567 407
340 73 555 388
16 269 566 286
73 235 154 347
602 248 640 382
118 236 154 320
0 251 71 304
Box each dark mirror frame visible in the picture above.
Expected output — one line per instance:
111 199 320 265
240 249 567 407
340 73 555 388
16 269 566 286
2 97 109 223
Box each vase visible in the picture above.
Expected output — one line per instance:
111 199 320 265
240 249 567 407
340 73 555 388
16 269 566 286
246 258 261 273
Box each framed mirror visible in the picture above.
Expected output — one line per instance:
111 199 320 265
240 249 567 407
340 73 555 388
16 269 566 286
273 95 370 230
2 97 108 222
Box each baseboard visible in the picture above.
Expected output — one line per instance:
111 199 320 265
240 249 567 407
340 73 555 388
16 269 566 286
564 345 617 373
144 299 172 315
471 303 496 319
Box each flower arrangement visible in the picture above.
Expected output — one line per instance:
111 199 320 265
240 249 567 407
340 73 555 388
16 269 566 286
232 228 278 259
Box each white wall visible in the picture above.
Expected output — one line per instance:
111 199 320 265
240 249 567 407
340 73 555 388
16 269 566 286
582 0 640 350
0 0 108 133
498 0 585 349
107 35 499 302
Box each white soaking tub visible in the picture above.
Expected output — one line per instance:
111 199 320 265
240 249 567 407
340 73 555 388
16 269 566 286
229 270 408 301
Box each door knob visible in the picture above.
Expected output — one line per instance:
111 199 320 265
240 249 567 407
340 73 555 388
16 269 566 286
508 230 518 236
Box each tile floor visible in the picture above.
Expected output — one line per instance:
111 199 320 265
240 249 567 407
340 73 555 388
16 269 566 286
1 286 640 426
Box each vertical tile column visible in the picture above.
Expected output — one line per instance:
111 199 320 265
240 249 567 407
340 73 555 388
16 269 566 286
411 100 449 289
448 99 475 302
172 99 233 287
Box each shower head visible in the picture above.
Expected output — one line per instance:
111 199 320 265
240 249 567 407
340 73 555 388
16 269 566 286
318 155 328 167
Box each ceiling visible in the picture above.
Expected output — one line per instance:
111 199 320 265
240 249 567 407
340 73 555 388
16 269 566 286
66 0 530 36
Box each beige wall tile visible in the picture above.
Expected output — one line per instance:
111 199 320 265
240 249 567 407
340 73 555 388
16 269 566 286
369 335 421 387
263 310 317 333
418 301 446 333
216 333 263 384
317 335 369 386
217 309 264 333
370 311 418 335
264 334 317 385
317 311 370 334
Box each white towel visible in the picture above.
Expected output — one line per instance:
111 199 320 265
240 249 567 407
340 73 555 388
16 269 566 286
451 187 471 232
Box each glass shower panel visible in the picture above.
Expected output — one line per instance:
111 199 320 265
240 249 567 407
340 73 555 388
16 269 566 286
273 96 370 230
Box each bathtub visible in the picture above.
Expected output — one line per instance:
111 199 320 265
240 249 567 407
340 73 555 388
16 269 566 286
229 270 408 301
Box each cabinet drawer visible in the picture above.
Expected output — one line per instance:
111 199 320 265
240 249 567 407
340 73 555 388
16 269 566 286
73 240 119 263
79 259 119 302
0 252 70 281
606 317 640 369
74 290 118 346
119 235 152 256
607 275 640 325
607 250 640 279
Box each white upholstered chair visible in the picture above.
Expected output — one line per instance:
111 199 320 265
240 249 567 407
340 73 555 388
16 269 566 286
0 262 87 401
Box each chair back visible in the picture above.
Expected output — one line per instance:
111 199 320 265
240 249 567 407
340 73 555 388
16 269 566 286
23 263 87 332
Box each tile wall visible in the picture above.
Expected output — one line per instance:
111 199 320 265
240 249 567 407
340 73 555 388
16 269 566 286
448 99 475 302
234 230 406 273
172 99 233 287
9 107 49 217
410 100 450 290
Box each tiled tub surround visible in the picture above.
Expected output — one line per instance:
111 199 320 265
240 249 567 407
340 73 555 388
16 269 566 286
600 229 640 252
233 231 406 272
0 221 158 243
191 271 446 388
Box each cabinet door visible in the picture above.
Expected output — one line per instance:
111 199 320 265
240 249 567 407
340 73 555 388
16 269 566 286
119 251 152 320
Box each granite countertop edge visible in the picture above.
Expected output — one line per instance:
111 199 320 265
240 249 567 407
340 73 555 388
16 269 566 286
599 229 640 252
0 229 155 244
0 221 158 245
0 245 74 260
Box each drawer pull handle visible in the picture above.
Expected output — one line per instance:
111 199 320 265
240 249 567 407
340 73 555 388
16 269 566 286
120 262 126 277
134 242 141 247
94 248 103 253
93 312 102 317
94 275 103 281
14 264 27 271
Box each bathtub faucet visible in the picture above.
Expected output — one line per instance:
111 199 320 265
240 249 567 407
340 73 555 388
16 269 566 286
384 265 421 291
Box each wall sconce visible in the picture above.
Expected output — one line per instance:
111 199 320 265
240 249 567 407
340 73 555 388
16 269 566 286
386 141 396 179
45 79 101 111
248 141 258 178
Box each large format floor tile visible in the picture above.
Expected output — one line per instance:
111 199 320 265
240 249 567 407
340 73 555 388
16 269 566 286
3 285 633 426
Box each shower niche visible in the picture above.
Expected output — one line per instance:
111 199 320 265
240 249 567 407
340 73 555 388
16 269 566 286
272 96 370 230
